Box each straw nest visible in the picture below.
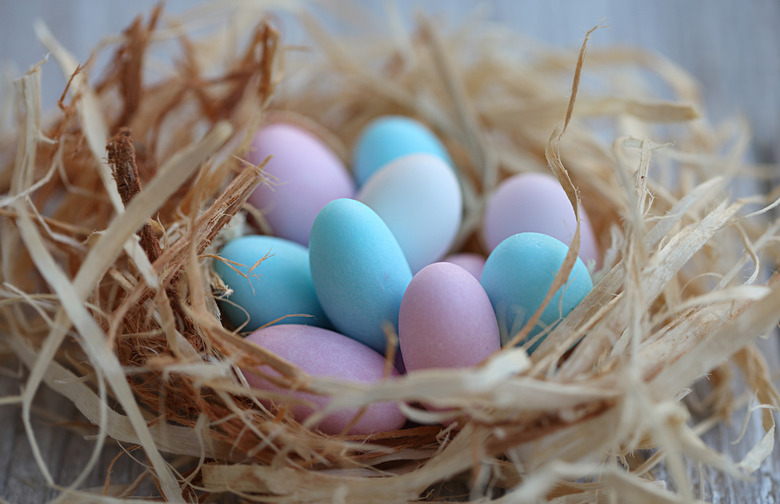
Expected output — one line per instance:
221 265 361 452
1 3 779 503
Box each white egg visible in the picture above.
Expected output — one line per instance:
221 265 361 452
357 154 462 272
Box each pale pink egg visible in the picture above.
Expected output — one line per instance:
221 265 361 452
443 253 486 280
243 324 404 435
247 123 355 246
482 173 600 269
399 262 500 372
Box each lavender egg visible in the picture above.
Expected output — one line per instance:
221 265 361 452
443 253 486 280
247 122 355 246
243 324 405 435
399 262 500 371
482 172 600 269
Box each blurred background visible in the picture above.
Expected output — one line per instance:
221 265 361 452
1 0 778 160
0 1 778 502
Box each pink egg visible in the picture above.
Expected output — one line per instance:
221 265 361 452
443 253 486 280
482 173 600 269
243 325 405 435
399 262 500 371
247 123 355 245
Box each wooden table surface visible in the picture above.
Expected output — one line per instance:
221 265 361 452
1 1 779 502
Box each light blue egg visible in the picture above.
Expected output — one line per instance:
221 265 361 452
309 198 413 353
214 235 329 332
353 115 452 186
480 232 592 353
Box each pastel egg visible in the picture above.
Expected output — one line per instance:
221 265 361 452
309 198 413 354
214 235 329 331
243 324 405 435
246 122 355 245
357 154 462 273
399 263 500 371
482 173 600 269
480 232 593 353
443 253 486 280
352 115 452 186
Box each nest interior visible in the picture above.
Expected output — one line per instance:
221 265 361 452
1 3 780 503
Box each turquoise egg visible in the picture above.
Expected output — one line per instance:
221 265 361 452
480 232 592 353
309 198 413 354
214 235 329 332
352 115 452 186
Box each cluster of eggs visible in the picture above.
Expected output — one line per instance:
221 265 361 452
214 116 599 434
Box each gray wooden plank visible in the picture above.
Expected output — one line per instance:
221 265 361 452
0 366 150 503
0 370 67 503
699 416 780 503
664 336 780 503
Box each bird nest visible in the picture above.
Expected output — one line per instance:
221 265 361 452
1 3 779 502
